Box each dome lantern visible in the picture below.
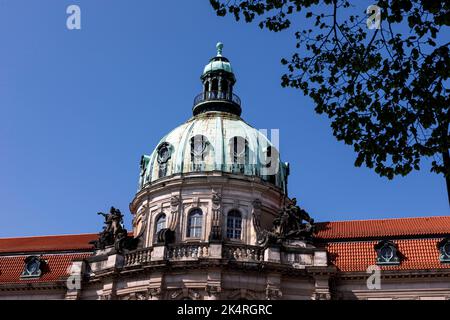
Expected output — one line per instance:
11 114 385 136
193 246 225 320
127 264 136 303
193 42 241 116
137 43 290 194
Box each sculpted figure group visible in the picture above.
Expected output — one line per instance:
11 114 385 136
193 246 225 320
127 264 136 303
259 198 315 246
90 206 138 252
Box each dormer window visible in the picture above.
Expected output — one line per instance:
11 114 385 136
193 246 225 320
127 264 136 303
375 240 400 265
21 256 44 278
438 238 450 263
154 213 166 243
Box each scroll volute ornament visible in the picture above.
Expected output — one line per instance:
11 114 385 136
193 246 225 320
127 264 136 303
168 195 180 231
134 205 148 238
211 191 221 210
209 190 222 241
252 199 263 242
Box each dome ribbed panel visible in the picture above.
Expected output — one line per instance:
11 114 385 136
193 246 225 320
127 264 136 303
141 113 287 192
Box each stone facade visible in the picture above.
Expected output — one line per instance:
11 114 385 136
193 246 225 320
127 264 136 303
1 43 449 300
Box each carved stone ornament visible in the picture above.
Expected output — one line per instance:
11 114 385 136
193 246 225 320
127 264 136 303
121 292 148 300
192 197 200 207
313 292 331 300
252 199 264 244
168 195 181 231
228 288 259 300
211 191 221 210
134 206 148 239
265 286 282 300
170 290 182 299
206 285 221 297
148 287 161 299
170 195 180 210
136 292 148 300
252 199 262 210
209 191 222 241
171 288 200 300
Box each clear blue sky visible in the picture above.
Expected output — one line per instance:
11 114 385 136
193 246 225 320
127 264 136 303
0 1 448 237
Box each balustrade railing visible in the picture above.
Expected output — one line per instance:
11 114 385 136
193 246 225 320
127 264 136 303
123 243 265 266
166 243 209 260
223 244 265 262
124 247 152 267
193 91 241 108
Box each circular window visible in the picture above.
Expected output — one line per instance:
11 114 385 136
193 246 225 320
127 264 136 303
157 143 172 164
380 246 394 261
443 243 450 257
26 260 40 274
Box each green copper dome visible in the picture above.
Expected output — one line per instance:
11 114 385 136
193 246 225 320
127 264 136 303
139 112 289 193
138 43 289 193
202 42 234 76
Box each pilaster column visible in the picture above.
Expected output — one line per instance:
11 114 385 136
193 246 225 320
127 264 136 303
209 190 222 241
265 274 282 300
312 275 331 300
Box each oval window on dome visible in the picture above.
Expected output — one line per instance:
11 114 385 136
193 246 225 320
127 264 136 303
157 142 172 178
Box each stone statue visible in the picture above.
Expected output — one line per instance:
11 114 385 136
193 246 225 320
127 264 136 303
258 198 315 246
90 206 139 252
98 207 125 237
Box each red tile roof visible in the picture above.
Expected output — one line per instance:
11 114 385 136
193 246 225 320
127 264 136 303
327 238 450 272
315 216 450 240
0 233 97 254
0 253 91 284
0 216 448 281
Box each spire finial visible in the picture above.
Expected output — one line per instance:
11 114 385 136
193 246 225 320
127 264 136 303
216 42 223 56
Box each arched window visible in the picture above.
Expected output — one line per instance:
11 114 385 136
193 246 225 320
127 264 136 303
187 209 203 238
229 136 249 173
226 210 242 240
221 80 229 99
211 79 219 98
155 214 166 235
190 135 208 170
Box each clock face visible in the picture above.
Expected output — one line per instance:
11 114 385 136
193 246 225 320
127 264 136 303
380 246 394 261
